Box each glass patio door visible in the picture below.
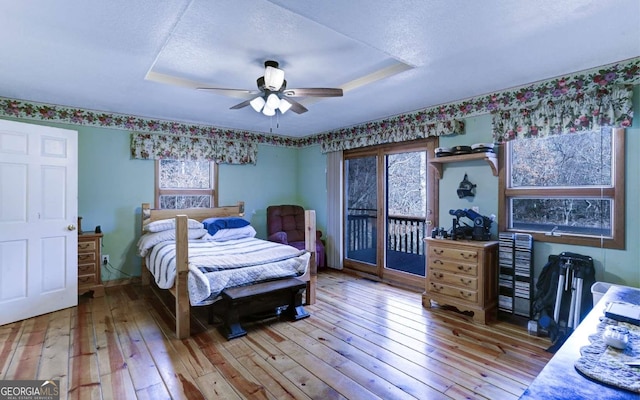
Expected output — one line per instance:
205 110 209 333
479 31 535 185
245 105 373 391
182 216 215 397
344 155 379 270
343 141 436 288
385 151 427 277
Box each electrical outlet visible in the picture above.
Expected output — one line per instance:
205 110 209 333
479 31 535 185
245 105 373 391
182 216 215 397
102 255 109 265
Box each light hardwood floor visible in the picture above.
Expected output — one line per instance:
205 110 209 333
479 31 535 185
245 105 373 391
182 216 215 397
0 270 552 399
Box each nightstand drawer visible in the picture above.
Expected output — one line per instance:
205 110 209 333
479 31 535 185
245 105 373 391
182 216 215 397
429 246 478 262
78 275 97 285
429 270 478 290
78 263 96 275
428 281 477 302
78 253 95 263
78 241 96 251
428 258 477 276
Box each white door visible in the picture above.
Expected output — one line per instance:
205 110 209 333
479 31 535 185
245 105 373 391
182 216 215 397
0 119 78 325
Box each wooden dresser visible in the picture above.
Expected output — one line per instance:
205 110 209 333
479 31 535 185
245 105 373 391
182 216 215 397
422 238 498 324
78 232 104 297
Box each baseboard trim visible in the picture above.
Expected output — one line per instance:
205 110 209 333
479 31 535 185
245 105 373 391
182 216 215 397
103 276 141 287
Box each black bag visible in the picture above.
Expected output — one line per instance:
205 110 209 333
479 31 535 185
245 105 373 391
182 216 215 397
532 252 595 352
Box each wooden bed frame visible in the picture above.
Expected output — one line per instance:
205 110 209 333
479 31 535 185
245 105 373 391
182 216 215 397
140 202 317 339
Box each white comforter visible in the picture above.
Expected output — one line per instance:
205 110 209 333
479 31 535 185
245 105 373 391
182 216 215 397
142 236 310 306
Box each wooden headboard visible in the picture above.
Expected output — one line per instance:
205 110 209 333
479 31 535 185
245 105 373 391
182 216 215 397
141 201 245 232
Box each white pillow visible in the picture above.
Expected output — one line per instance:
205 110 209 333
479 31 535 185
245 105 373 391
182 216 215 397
137 228 207 256
144 218 204 232
205 225 257 241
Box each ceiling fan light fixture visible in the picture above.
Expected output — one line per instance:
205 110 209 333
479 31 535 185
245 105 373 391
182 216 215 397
264 66 285 91
266 93 280 109
278 98 292 114
249 96 265 112
262 105 276 116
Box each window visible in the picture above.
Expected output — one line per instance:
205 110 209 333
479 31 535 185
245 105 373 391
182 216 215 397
155 159 218 209
498 127 624 249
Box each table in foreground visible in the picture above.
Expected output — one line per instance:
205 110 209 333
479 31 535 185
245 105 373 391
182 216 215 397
520 285 640 399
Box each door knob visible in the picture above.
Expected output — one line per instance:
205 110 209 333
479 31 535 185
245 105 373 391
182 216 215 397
67 224 76 231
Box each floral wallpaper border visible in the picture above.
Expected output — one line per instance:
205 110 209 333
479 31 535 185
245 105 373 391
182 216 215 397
1 57 638 152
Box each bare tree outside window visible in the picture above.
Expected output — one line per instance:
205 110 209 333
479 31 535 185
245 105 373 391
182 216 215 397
156 160 217 209
387 152 427 218
500 127 625 249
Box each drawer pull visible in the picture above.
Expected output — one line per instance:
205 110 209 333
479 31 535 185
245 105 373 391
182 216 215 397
433 249 444 255
457 265 464 271
432 272 444 278
460 253 475 259
460 278 471 285
433 259 443 265
460 291 471 297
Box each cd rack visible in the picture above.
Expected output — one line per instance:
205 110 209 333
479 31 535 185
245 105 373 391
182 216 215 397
498 232 533 319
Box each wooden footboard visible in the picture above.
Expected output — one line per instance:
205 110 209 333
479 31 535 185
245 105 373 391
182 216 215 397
304 209 317 305
140 202 317 339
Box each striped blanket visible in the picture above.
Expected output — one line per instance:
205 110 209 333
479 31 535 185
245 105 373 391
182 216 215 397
144 236 310 306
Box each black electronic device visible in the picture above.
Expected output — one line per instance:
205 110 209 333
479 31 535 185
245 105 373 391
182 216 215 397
448 208 493 240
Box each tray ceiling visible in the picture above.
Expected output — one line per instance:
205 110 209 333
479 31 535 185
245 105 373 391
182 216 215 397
0 0 638 137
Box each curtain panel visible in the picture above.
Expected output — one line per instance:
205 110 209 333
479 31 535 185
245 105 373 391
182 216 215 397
325 150 344 270
492 85 633 142
130 133 257 164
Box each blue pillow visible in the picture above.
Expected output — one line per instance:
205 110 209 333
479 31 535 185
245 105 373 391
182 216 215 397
202 217 250 236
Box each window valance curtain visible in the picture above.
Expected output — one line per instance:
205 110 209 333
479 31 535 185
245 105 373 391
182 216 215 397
130 133 257 164
492 85 633 142
320 118 464 153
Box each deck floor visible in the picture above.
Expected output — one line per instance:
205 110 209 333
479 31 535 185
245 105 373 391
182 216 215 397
346 249 425 275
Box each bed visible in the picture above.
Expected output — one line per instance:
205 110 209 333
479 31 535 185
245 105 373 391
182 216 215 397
138 202 317 339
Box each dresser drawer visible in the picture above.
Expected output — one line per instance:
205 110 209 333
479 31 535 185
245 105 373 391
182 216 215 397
78 241 96 251
428 246 478 262
429 270 478 290
428 258 478 276
428 281 477 303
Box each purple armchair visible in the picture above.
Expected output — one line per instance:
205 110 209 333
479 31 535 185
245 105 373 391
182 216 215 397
266 205 326 269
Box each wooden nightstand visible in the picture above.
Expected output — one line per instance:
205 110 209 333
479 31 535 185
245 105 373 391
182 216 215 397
78 232 104 297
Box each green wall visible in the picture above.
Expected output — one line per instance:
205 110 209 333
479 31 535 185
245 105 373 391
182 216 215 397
0 117 306 281
2 85 637 287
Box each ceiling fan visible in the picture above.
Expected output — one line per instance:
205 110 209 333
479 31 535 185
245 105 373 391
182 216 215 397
197 60 343 115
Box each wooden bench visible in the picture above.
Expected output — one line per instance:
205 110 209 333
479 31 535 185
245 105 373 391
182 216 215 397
216 278 310 340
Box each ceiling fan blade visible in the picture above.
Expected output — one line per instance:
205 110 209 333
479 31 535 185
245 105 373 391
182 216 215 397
197 87 261 100
229 99 253 110
282 88 343 98
284 98 308 114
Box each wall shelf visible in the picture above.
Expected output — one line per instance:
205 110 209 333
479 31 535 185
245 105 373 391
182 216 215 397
429 152 498 178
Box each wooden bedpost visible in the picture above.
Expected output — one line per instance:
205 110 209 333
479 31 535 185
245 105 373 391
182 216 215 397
141 203 151 286
175 214 190 339
304 210 317 305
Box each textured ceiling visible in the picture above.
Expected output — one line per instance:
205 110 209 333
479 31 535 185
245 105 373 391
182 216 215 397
1 0 638 137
